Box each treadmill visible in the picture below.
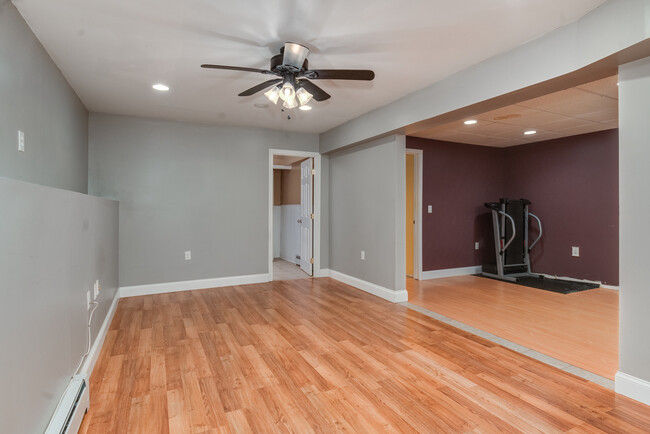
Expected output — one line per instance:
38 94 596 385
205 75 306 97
481 198 599 293
482 198 542 282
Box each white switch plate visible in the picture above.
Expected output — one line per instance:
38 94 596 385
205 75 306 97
572 246 580 257
427 205 433 213
93 280 99 300
18 130 25 152
360 250 365 261
185 251 191 260
86 290 91 310
475 242 480 250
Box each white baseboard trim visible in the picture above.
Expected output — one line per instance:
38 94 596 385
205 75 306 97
317 268 331 277
421 266 482 280
79 289 120 378
615 371 650 405
329 270 408 303
120 273 271 298
538 273 619 290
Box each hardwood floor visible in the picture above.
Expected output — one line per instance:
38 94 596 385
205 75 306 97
80 277 648 433
407 275 618 379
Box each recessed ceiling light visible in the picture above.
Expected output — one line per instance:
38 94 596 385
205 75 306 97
523 130 537 135
464 119 478 125
152 83 169 91
299 105 312 111
254 103 269 109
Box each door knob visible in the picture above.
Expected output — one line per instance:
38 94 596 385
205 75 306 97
297 219 302 223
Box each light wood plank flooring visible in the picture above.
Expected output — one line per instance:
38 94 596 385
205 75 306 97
407 275 618 379
80 277 647 433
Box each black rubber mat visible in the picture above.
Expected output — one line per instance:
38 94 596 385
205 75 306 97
479 275 599 294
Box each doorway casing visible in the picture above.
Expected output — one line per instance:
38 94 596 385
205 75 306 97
268 149 322 279
406 148 423 280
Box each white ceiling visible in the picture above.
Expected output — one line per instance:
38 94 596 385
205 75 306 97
13 0 606 134
412 75 619 147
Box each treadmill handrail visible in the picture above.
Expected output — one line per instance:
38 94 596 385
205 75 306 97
497 210 516 254
528 212 542 251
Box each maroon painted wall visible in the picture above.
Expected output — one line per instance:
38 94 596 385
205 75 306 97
503 130 619 285
406 137 504 271
407 129 619 285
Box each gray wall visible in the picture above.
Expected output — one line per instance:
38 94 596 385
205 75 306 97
0 177 119 434
618 57 650 385
0 2 88 193
328 135 405 292
88 113 319 287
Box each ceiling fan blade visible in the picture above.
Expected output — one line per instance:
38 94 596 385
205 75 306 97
238 79 282 97
201 64 274 75
283 42 309 69
303 69 375 81
298 79 331 101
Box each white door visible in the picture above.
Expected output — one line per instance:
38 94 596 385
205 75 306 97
300 158 314 276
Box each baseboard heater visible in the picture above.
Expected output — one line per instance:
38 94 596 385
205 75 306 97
45 375 89 434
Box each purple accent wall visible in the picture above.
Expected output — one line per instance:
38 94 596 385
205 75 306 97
406 137 504 271
407 129 619 285
503 130 619 285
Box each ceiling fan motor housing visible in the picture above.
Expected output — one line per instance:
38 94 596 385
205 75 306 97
270 54 308 74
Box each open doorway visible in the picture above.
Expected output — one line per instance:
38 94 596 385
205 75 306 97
405 148 423 281
269 150 321 280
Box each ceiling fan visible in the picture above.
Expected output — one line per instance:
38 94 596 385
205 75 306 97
201 42 375 110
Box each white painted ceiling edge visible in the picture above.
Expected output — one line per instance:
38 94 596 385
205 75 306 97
320 0 650 153
12 0 605 134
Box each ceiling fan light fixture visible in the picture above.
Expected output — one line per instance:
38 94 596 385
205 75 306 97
279 81 296 102
264 86 281 104
283 43 309 69
299 105 312 111
282 96 299 109
296 87 313 106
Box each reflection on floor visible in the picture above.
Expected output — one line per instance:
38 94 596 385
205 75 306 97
407 275 618 380
273 258 311 280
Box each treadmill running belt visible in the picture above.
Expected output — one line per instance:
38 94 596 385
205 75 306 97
511 276 599 294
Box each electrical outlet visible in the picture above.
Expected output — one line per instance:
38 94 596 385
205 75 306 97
427 205 433 214
475 242 480 250
360 250 365 261
93 280 99 300
572 246 580 257
185 250 191 260
18 130 25 152
86 290 91 310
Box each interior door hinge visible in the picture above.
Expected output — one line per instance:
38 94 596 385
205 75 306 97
310 213 314 220
310 258 314 264
311 168 315 175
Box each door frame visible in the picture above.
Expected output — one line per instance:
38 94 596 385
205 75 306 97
406 148 423 280
268 149 322 279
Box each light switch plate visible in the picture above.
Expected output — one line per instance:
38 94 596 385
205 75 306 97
360 250 365 260
572 246 580 257
185 251 191 260
427 205 433 213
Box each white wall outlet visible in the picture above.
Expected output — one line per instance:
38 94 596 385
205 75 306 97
18 130 25 152
360 250 365 261
185 250 191 260
475 242 480 250
427 205 433 214
93 280 99 300
86 290 91 310
572 246 580 257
